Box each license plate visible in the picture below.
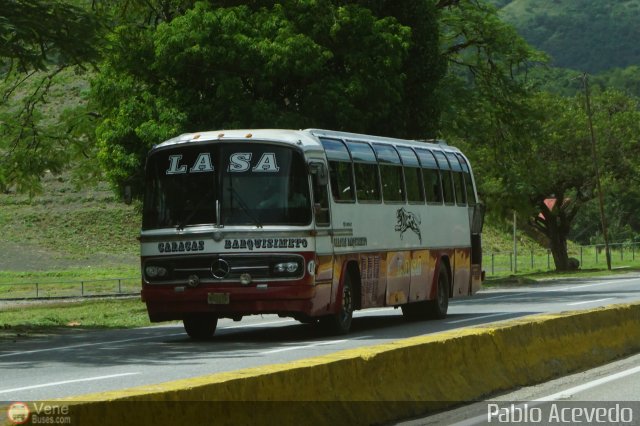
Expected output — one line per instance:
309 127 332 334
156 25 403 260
208 293 230 305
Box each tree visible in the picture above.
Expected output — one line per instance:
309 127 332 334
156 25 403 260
528 90 640 269
0 0 101 194
92 0 446 198
433 1 640 270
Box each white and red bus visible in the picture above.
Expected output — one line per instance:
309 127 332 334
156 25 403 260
140 129 484 338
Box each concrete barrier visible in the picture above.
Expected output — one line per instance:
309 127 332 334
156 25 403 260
5 302 640 425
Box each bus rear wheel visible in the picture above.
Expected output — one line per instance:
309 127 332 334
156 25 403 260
183 315 218 340
320 274 354 334
426 266 449 319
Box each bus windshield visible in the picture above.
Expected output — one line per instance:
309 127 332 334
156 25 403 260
143 142 311 230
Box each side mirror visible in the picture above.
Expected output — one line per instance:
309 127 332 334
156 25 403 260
309 162 328 186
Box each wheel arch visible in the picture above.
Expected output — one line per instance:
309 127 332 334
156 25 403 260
342 259 362 311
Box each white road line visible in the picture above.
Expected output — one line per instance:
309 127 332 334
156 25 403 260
567 297 613 306
446 312 513 324
260 339 348 354
535 365 640 401
0 333 185 358
222 319 295 329
452 365 640 426
474 277 640 302
0 372 141 394
541 277 640 292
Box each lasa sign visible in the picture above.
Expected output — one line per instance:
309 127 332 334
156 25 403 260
166 152 280 175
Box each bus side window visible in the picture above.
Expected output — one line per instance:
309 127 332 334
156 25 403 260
354 162 381 202
396 146 424 204
447 152 466 206
452 171 466 205
311 163 331 226
423 169 443 203
433 151 455 205
404 166 424 203
414 148 443 204
441 170 455 204
373 143 404 203
457 154 477 206
464 173 476 206
320 138 355 203
328 161 355 202
379 164 404 202
345 141 381 203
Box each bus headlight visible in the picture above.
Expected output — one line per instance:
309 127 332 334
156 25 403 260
273 262 299 274
145 265 168 278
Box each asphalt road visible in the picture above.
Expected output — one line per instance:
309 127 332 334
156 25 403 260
397 350 640 425
2 273 640 402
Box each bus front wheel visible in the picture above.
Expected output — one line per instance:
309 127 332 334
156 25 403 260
183 315 218 340
321 273 354 334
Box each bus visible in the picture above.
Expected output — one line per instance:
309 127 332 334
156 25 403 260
140 129 484 339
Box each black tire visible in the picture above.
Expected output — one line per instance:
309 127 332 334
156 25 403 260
183 315 218 340
401 300 428 321
320 273 354 334
426 266 449 319
293 314 317 325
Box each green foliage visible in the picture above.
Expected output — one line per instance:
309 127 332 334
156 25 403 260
498 0 640 73
592 65 640 99
0 0 100 72
0 1 102 194
92 1 445 198
437 0 547 214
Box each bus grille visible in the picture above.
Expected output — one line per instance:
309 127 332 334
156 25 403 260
143 254 305 283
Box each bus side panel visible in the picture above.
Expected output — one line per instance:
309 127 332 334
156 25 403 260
312 255 335 316
409 250 433 303
316 255 334 282
452 248 471 297
385 251 411 306
359 253 383 308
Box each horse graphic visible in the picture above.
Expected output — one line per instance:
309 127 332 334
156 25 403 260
395 207 422 243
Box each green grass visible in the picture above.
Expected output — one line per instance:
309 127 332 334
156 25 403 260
0 172 140 266
0 266 139 283
0 298 157 340
484 265 640 287
0 267 140 298
484 243 640 277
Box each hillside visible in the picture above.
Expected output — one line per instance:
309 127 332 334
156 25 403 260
0 172 139 272
496 0 640 73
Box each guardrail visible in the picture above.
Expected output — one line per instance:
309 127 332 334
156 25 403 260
2 241 638 299
0 277 140 300
485 242 640 276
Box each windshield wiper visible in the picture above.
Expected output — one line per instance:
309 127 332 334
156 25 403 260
176 189 216 230
226 186 263 228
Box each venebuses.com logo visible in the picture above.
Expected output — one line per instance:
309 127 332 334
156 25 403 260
6 402 72 425
6 402 30 424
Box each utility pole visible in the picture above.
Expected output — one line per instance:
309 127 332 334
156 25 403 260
513 210 517 274
583 73 611 270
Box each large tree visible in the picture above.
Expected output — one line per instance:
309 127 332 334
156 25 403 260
92 0 446 198
432 1 640 270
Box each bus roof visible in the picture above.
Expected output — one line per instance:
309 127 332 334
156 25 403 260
152 128 462 154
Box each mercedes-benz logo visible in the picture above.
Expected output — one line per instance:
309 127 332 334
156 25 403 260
211 258 230 279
